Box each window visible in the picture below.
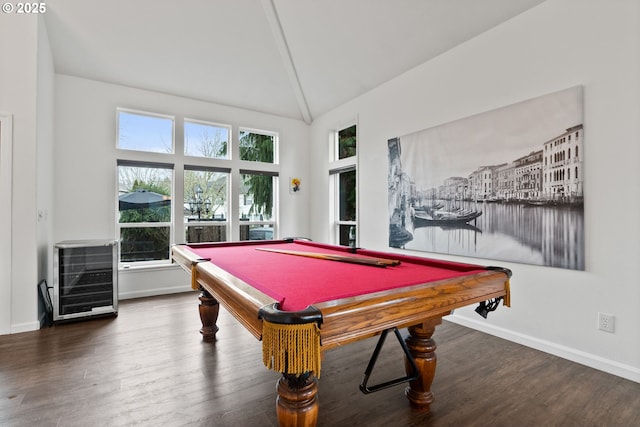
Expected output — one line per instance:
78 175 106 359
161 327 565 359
117 161 173 263
237 128 278 240
329 123 357 246
239 170 276 240
336 168 357 246
239 129 276 163
338 125 357 159
117 109 280 263
184 120 230 159
117 110 174 153
184 167 230 243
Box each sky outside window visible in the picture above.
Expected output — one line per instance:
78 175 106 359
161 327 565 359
118 111 174 153
184 121 229 159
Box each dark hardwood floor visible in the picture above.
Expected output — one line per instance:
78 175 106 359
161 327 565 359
1 292 638 427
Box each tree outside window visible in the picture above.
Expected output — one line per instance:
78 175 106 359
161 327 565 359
330 123 357 246
184 120 229 159
339 169 357 246
238 129 276 240
338 125 356 159
239 130 275 163
238 131 275 220
240 172 273 221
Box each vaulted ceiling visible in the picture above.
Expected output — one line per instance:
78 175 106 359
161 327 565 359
44 0 546 124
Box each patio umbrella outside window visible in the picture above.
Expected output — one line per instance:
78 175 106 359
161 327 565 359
119 189 171 222
118 189 172 261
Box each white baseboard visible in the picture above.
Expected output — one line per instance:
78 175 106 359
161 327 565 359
4 285 190 334
11 321 40 334
447 314 640 384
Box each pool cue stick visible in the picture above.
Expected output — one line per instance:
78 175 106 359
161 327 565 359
256 248 400 268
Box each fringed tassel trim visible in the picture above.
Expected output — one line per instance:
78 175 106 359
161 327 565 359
503 279 511 307
262 320 322 378
191 263 199 290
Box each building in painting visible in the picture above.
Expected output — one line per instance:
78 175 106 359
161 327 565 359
495 162 516 201
468 166 494 200
542 124 584 201
514 150 543 200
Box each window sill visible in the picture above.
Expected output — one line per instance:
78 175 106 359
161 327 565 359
119 262 179 273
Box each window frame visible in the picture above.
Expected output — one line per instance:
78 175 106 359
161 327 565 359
116 160 175 267
238 169 278 241
116 108 281 266
328 121 358 246
183 165 232 244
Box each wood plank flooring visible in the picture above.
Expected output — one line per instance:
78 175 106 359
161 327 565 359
1 292 638 426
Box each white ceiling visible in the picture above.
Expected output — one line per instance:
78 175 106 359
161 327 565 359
44 0 546 124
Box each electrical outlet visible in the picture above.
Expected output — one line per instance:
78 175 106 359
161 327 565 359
598 312 615 333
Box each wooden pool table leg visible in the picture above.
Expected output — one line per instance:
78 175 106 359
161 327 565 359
404 317 442 411
276 372 319 427
198 288 219 342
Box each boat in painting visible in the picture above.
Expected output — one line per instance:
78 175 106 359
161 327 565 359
412 207 482 226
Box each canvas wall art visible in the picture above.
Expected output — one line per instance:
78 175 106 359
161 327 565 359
388 86 584 270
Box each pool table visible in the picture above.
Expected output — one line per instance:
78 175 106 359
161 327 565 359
171 239 511 427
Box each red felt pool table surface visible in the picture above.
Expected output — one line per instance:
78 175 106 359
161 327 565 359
186 240 488 312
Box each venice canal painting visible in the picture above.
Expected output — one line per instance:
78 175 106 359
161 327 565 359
388 86 584 270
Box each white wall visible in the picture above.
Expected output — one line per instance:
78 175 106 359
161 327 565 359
0 14 51 333
309 0 640 382
36 15 56 324
54 75 310 299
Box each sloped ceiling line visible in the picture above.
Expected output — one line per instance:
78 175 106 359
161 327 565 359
262 0 313 124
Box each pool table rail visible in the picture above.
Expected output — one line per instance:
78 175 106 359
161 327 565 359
316 269 508 350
